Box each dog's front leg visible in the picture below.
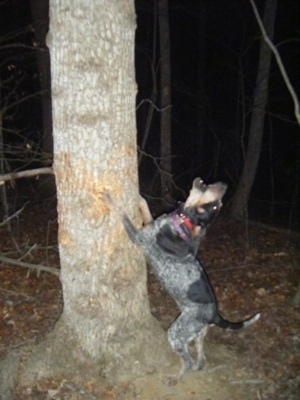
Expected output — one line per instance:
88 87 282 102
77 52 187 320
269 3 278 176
139 195 153 225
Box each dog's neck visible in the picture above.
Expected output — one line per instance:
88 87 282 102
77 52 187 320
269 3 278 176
171 210 200 241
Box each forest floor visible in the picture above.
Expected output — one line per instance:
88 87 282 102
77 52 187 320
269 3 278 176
0 196 299 400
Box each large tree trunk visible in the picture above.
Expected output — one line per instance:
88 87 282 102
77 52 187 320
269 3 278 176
23 0 170 385
230 0 277 220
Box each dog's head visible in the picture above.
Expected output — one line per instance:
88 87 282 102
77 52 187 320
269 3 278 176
183 178 227 228
156 177 227 257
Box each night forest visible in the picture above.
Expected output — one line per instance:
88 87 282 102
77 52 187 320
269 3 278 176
135 0 299 229
0 0 299 229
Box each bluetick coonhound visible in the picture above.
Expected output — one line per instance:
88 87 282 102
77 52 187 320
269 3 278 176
106 178 260 385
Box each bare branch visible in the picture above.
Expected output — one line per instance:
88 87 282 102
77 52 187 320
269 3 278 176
19 243 38 261
2 89 50 113
0 255 60 277
0 288 36 300
0 167 53 184
249 0 300 126
0 202 29 227
136 98 172 112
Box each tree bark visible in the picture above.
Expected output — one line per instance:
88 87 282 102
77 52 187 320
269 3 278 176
230 0 277 220
23 0 170 385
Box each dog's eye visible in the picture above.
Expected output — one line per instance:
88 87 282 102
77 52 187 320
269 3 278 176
213 206 218 210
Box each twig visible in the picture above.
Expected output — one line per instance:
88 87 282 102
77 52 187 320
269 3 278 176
0 255 60 277
0 287 36 300
62 383 99 400
230 379 265 385
206 364 227 373
0 167 53 183
0 336 38 352
0 202 29 227
249 0 300 126
46 220 58 266
136 98 172 112
19 243 37 261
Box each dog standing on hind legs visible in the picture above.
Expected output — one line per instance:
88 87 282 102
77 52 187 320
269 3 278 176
105 178 260 386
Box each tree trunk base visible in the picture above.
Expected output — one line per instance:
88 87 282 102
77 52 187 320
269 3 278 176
0 314 174 399
0 352 20 400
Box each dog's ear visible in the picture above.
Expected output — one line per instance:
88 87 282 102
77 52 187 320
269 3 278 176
192 177 205 191
156 225 191 257
184 178 206 208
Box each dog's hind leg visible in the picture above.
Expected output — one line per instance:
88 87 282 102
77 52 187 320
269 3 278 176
164 309 205 386
193 324 209 370
164 339 194 386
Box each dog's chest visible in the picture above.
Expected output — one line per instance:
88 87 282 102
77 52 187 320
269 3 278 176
136 216 202 286
141 232 201 292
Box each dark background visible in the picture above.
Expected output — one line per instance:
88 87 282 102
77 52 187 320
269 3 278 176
0 0 299 229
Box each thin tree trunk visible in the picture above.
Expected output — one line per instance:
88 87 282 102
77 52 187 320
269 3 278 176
195 3 206 174
30 0 53 153
0 81 11 230
138 3 158 166
158 0 172 201
230 0 277 220
22 0 170 385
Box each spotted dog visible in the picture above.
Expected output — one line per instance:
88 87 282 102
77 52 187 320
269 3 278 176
106 178 260 385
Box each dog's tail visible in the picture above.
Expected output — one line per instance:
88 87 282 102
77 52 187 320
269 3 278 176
213 312 260 330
